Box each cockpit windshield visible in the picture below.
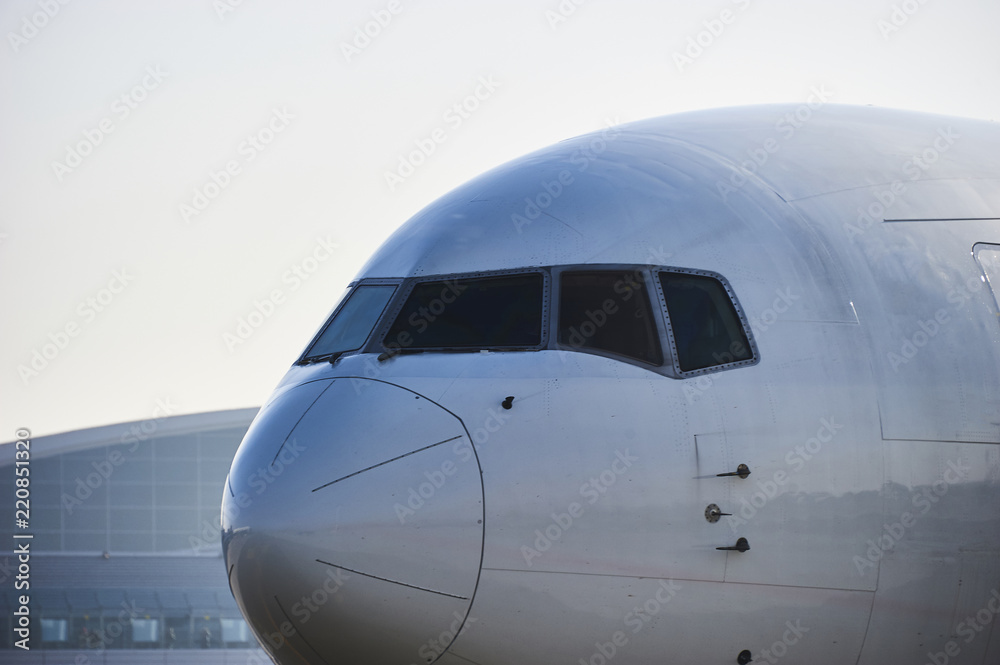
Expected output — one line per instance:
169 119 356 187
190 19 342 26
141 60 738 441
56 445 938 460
298 264 757 377
301 284 396 362
557 270 663 365
384 273 544 351
659 271 753 372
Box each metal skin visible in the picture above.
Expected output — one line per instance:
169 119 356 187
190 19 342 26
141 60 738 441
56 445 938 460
222 105 1000 665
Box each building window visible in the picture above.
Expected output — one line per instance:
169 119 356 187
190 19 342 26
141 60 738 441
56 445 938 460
557 270 663 365
132 619 159 644
384 272 544 351
658 271 753 372
302 284 397 362
41 618 69 643
221 618 251 644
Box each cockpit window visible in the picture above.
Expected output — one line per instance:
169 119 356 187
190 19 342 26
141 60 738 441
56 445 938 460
296 265 756 376
302 284 396 362
658 271 753 372
557 270 663 365
974 243 1000 324
384 272 544 350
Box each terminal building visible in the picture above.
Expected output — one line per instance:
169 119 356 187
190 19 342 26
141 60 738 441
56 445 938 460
0 408 270 664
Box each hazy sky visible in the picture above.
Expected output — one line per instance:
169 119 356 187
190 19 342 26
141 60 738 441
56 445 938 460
3 0 999 438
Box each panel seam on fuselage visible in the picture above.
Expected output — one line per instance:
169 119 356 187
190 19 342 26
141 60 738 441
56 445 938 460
480 567 876 593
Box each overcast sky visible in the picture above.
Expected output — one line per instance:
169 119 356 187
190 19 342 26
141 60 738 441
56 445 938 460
3 0 999 439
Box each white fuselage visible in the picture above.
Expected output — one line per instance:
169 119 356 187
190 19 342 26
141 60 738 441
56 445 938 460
222 105 1000 665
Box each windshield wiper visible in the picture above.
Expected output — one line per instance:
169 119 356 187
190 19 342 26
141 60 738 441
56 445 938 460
299 351 344 365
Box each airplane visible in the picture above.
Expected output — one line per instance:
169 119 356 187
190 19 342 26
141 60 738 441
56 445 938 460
221 104 1000 665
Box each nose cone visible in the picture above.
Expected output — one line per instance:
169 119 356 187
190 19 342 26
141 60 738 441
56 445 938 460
223 378 483 665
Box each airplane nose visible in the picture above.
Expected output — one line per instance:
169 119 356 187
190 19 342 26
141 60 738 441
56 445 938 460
222 378 483 665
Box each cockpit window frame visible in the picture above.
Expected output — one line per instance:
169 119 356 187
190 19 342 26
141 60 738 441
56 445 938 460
653 266 760 377
374 267 551 356
294 264 758 379
973 243 1000 324
550 264 667 368
296 277 402 365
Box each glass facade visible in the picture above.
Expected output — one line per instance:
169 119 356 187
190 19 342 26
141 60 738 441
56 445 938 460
1 587 251 651
13 428 239 554
0 414 261 653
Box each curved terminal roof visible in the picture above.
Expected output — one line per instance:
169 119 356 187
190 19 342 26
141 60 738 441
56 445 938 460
0 407 258 463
